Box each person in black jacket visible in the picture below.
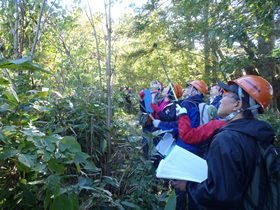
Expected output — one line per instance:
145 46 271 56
173 75 275 210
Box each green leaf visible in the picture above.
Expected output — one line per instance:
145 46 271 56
83 160 98 172
50 194 79 210
18 154 37 168
43 151 51 162
100 138 107 153
2 125 17 135
164 190 177 210
33 104 50 112
60 136 81 153
0 103 11 113
102 176 120 188
0 57 50 73
0 132 9 143
0 77 9 85
0 149 18 159
46 175 61 196
9 86 19 102
36 91 49 98
21 127 45 137
73 151 89 163
121 201 141 209
48 158 65 175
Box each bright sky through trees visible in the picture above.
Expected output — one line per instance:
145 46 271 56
63 0 147 20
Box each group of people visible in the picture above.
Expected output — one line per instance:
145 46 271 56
137 75 275 210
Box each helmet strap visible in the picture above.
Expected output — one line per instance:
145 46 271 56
222 110 242 122
243 96 260 117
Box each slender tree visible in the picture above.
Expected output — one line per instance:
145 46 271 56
105 0 112 173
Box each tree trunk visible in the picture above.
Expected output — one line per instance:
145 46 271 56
255 12 279 112
105 0 112 174
31 0 46 58
14 0 19 59
86 1 103 90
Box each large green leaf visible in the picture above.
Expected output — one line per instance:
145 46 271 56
82 160 98 172
48 158 65 175
0 57 50 73
0 103 12 113
22 127 45 137
0 149 18 159
50 193 79 210
59 136 81 153
73 151 89 163
2 125 17 135
18 154 37 168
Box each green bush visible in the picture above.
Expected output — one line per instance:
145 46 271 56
258 110 280 147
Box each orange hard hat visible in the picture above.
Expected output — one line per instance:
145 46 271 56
231 75 273 108
173 83 183 99
190 80 208 95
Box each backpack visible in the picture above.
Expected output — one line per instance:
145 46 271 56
183 100 218 126
198 103 217 125
243 141 280 210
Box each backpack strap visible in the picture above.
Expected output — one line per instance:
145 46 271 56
200 103 207 125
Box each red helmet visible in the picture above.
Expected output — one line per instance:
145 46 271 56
190 80 208 95
231 75 273 108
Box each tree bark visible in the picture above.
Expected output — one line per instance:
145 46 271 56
105 0 112 174
14 0 19 59
31 0 47 58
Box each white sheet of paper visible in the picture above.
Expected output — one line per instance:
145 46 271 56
156 145 208 183
152 129 173 136
155 133 175 156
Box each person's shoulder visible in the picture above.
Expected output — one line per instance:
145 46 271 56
211 128 242 147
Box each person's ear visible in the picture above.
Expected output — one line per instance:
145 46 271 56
233 100 242 111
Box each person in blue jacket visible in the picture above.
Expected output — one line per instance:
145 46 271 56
176 80 208 153
208 84 222 109
173 75 275 210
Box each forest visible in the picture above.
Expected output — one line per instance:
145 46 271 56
0 0 279 209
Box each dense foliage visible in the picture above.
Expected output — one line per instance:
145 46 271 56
0 0 279 209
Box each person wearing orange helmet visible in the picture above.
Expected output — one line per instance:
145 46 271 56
176 80 208 153
173 75 275 210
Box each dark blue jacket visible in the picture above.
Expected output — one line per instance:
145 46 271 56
188 118 275 210
180 94 204 128
208 95 222 110
176 94 204 152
